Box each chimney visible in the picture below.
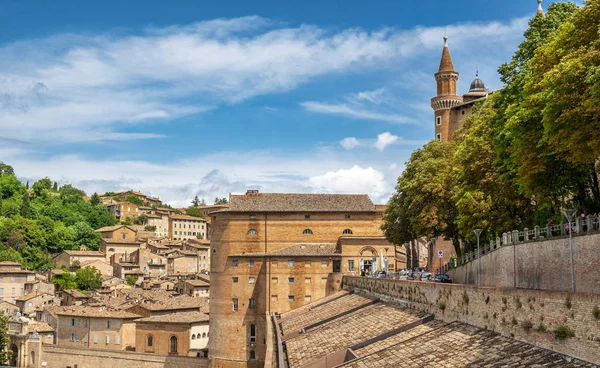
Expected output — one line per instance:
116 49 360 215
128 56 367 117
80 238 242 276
246 190 259 196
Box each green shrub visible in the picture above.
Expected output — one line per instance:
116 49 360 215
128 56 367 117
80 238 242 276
554 325 575 340
592 306 600 321
522 320 533 331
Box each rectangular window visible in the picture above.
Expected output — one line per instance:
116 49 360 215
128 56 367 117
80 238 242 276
233 298 238 311
106 320 111 329
249 324 256 343
0 288 3 295
436 116 442 125
249 298 256 308
106 335 110 344
116 320 121 329
249 277 255 284
288 260 294 267
232 260 239 267
305 295 312 303
249 260 255 267
11 288 15 295
288 277 294 284
305 260 311 267
345 215 351 219
305 277 311 284
71 318 76 327
70 333 75 342
321 277 328 283
233 277 239 283
94 320 98 329
288 295 295 302
94 335 98 344
84 319 89 328
305 215 311 220
271 277 278 283
271 295 278 301
250 215 256 220
321 261 328 267
436 133 442 141
348 260 355 272
115 335 121 345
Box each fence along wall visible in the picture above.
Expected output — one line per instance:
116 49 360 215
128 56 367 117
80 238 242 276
342 276 600 365
444 217 600 294
40 345 208 368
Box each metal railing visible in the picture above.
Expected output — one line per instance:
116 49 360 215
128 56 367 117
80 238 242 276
439 215 600 274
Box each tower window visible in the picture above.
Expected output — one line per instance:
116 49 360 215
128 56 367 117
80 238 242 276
302 229 313 235
461 110 465 115
436 116 442 126
436 133 442 141
343 229 353 235
247 229 258 235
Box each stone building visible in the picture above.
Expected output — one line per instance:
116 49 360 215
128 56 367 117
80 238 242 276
177 279 210 298
431 35 491 142
134 311 210 357
170 214 207 241
208 190 396 367
52 248 107 271
145 212 170 238
15 292 54 316
107 202 140 220
0 262 36 304
44 305 139 351
0 300 19 317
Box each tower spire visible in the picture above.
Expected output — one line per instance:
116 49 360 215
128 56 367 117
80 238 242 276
438 33 455 72
537 0 545 17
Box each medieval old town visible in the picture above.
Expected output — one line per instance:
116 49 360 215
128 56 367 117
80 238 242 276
1 0 600 367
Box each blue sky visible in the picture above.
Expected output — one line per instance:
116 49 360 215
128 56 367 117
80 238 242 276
0 0 568 206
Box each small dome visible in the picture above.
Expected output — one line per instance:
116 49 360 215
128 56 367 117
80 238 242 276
469 75 486 93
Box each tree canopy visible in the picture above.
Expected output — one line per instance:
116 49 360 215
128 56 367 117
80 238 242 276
384 1 599 254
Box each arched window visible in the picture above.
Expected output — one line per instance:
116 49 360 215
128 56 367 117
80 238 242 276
343 229 353 235
202 332 206 338
108 248 115 252
31 351 35 365
247 229 258 235
170 336 178 353
147 335 154 347
191 334 196 340
302 229 313 235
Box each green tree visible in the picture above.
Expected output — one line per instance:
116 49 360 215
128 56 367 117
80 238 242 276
0 162 14 177
186 206 205 218
32 177 53 197
133 214 148 225
214 197 228 205
191 196 201 207
58 184 86 204
52 182 58 191
90 192 100 206
72 222 101 251
0 246 22 263
75 266 102 291
126 195 144 206
51 271 77 290
144 225 157 231
20 192 31 218
125 275 138 286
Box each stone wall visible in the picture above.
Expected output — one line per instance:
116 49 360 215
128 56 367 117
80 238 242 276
447 232 600 294
343 276 600 365
40 345 208 368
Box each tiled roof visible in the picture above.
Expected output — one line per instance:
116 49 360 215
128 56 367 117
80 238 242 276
0 268 34 274
286 303 427 367
228 192 376 213
28 322 55 333
80 259 109 266
185 280 210 287
0 261 21 266
438 40 455 72
279 290 348 321
53 305 141 319
95 225 135 233
63 289 91 298
130 296 208 312
135 311 209 324
16 292 52 302
339 321 595 368
170 214 206 221
57 250 105 257
101 239 141 244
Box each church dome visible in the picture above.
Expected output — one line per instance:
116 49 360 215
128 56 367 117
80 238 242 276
469 75 486 93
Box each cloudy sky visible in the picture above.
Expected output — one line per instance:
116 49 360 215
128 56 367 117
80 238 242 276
0 0 565 206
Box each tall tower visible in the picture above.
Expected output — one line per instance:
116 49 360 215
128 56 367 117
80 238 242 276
430 34 463 142
537 0 545 17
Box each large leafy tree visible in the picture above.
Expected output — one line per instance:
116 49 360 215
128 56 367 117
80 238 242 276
75 266 102 291
0 312 11 365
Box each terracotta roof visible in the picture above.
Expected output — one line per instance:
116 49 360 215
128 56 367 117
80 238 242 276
101 239 141 244
228 192 375 213
53 305 141 319
80 259 109 267
0 261 21 266
438 37 456 73
16 292 52 302
63 289 91 298
135 311 209 324
95 225 136 233
28 322 55 333
232 243 339 258
55 250 105 257
124 270 145 275
0 268 34 274
185 280 210 287
170 214 206 221
130 297 208 312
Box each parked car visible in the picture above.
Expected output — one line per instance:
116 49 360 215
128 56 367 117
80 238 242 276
375 271 387 278
434 274 452 283
420 272 434 281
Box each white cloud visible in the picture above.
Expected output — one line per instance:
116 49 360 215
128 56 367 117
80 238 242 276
300 101 414 124
389 163 398 170
340 137 360 149
375 132 399 151
0 16 529 144
308 165 390 201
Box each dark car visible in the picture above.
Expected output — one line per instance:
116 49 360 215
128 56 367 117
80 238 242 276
434 274 452 283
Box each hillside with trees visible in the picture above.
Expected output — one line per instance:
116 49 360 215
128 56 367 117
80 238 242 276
0 162 116 271
383 1 600 255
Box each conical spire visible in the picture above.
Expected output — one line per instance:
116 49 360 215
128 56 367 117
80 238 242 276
537 0 545 17
438 33 455 72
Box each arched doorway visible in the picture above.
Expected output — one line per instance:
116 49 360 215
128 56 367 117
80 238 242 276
9 343 18 367
359 247 378 275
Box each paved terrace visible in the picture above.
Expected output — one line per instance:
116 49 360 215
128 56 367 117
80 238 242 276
274 291 598 368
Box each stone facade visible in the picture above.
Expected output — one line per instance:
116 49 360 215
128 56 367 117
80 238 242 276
52 250 106 271
208 191 394 368
170 214 207 241
0 266 36 304
343 276 600 365
447 232 600 294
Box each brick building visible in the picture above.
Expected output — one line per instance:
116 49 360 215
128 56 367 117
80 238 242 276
208 191 397 367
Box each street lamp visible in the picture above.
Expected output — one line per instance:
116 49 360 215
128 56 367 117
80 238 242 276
429 236 437 272
564 208 577 293
473 229 483 287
